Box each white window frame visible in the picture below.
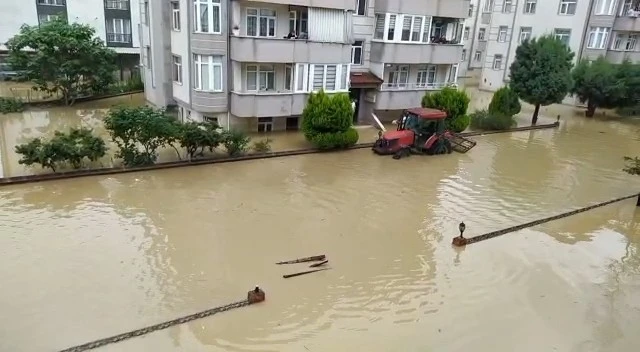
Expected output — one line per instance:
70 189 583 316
464 26 470 40
416 65 437 88
172 55 182 84
38 0 65 5
554 28 571 45
474 50 482 61
612 32 637 50
387 65 410 88
284 64 293 91
257 117 274 132
193 54 223 92
246 8 276 37
559 0 577 15
171 1 181 31
351 40 363 65
245 64 275 92
478 28 486 41
468 4 474 17
524 0 537 14
498 26 508 42
596 0 618 15
483 0 494 12
587 27 610 49
373 13 433 43
519 27 532 43
503 0 513 13
355 0 367 16
105 0 128 10
193 0 221 34
492 55 503 70
141 0 149 25
620 0 632 16
38 14 60 24
461 49 466 61
626 34 637 50
106 18 132 43
294 64 349 93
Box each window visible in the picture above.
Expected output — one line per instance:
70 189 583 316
416 65 437 88
172 56 182 84
295 64 349 92
171 1 181 30
246 8 276 37
374 14 385 39
596 0 617 15
295 64 308 92
492 55 503 70
105 0 128 10
587 27 610 49
474 50 482 61
468 4 474 17
194 0 221 34
524 0 537 13
106 18 132 43
612 33 637 50
257 117 273 133
203 116 219 125
554 29 571 46
37 0 65 5
519 27 532 43
351 40 363 65
288 9 307 36
478 28 486 40
246 65 275 91
356 0 367 16
626 34 637 50
503 0 513 13
621 0 633 15
464 27 470 40
285 64 293 91
141 0 149 25
387 65 409 88
483 0 494 12
498 26 508 42
38 14 60 24
145 46 151 68
387 14 396 40
374 13 432 43
400 15 424 42
559 0 577 15
194 54 223 91
462 49 467 61
313 65 337 90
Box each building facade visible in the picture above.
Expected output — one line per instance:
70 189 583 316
461 0 640 94
140 0 470 131
0 0 141 80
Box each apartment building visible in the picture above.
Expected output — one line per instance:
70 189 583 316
140 0 469 131
462 0 640 94
0 0 141 80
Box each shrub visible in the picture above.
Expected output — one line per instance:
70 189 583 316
469 109 516 131
422 87 470 132
0 97 25 114
15 127 106 172
302 90 359 149
623 156 640 176
252 138 273 154
488 86 521 117
222 129 251 157
447 114 471 133
104 106 180 167
179 122 223 159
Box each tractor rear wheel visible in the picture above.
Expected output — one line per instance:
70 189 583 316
444 140 452 154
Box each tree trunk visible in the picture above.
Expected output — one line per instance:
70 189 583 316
585 102 596 117
532 104 540 125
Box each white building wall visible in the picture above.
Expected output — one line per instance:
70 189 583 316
0 3 38 51
170 0 190 104
352 0 375 72
67 0 107 44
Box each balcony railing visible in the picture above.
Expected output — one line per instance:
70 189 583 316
106 33 132 43
380 82 456 91
105 0 129 10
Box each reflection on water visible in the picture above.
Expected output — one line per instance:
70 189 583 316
1 89 640 351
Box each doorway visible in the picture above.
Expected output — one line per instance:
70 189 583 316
348 88 361 124
286 117 299 130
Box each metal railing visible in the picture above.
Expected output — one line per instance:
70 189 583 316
380 82 456 91
106 33 132 43
105 0 129 10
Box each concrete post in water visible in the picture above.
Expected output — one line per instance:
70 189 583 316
248 286 265 304
452 222 468 247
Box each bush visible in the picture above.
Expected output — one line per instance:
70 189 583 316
447 114 471 133
104 106 180 167
179 122 223 159
252 138 272 154
623 156 640 175
222 129 251 157
469 109 516 131
302 90 359 149
15 127 106 172
488 86 521 117
0 97 25 114
422 87 470 132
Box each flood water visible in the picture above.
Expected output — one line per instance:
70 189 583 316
1 90 640 351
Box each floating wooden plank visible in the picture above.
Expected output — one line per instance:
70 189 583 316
309 260 328 268
276 255 326 265
283 268 330 279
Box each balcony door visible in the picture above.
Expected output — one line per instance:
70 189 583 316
106 18 132 43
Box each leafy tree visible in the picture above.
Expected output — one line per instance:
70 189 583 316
469 109 516 131
6 18 117 105
421 87 471 132
488 86 521 117
616 60 640 108
301 90 359 149
222 130 251 157
509 34 574 125
570 57 625 117
0 97 25 114
179 122 223 159
15 128 106 172
104 106 180 167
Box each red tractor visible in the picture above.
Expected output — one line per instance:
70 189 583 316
372 107 476 159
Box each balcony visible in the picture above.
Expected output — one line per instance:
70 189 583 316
106 33 132 46
229 3 352 63
375 0 470 18
375 64 456 110
240 0 353 11
231 93 308 118
104 0 129 10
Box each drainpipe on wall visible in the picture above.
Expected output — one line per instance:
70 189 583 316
187 0 194 116
226 0 231 130
501 0 520 82
577 0 597 62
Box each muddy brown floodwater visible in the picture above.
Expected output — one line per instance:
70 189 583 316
1 90 640 352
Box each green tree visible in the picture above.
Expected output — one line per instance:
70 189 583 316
421 87 471 132
222 130 251 157
6 18 117 105
178 122 223 159
570 57 625 117
301 90 359 149
509 34 574 125
15 128 106 172
488 86 521 117
104 106 180 167
616 60 640 108
469 109 516 131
